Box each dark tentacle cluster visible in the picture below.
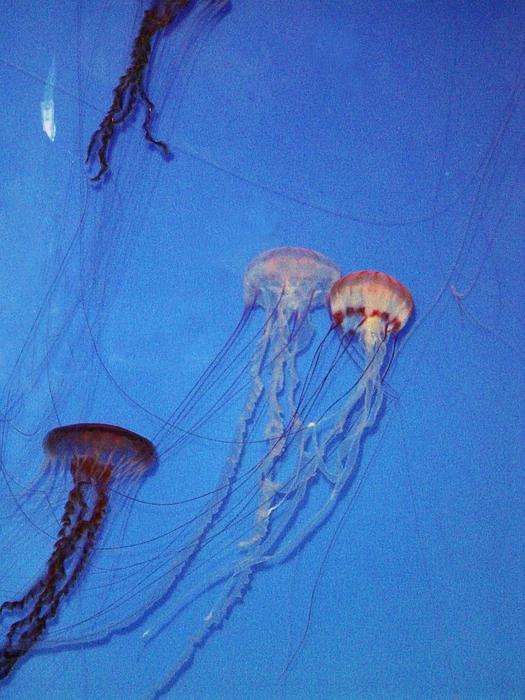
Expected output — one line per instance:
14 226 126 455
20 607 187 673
0 458 110 679
86 1 194 181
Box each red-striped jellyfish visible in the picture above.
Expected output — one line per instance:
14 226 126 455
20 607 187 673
325 270 414 468
0 423 156 679
142 253 413 695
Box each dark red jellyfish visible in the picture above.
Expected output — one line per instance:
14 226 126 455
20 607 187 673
0 423 156 679
86 0 230 181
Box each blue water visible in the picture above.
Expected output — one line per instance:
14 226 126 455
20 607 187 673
0 2 523 698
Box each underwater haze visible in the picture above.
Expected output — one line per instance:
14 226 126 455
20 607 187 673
0 1 523 699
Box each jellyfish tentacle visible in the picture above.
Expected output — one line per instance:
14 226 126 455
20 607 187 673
86 1 189 181
86 0 230 181
161 317 271 606
150 344 389 693
262 351 388 565
0 458 110 679
247 303 317 545
147 560 255 699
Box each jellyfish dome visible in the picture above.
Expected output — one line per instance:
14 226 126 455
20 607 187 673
44 422 157 476
244 246 341 311
330 270 413 354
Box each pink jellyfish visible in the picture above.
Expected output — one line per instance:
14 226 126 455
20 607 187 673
142 256 413 696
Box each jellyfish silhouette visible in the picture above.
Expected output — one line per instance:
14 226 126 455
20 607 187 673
0 423 156 679
135 251 412 696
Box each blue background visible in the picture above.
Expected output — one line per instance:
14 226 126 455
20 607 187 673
0 1 523 698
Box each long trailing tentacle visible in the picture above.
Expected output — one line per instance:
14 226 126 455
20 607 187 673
86 0 230 181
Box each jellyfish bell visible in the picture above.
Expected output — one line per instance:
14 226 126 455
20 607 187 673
244 246 341 311
43 422 157 478
330 270 414 355
0 423 156 680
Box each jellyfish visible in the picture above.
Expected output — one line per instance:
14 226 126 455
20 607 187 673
117 253 410 696
86 0 230 181
147 245 342 596
0 423 156 679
